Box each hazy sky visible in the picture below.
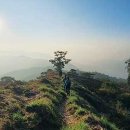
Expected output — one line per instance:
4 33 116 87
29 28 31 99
0 0 129 78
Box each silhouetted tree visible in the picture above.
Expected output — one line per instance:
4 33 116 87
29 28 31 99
0 76 16 86
49 51 71 76
125 59 130 85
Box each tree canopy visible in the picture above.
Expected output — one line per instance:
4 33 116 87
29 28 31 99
49 51 71 76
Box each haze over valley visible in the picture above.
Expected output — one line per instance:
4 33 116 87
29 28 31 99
0 1 130 130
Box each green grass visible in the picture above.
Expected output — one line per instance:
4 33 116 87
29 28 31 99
0 71 127 130
62 122 90 130
119 93 130 108
12 112 26 129
0 88 6 94
100 116 119 130
26 97 56 126
25 83 65 129
75 107 87 116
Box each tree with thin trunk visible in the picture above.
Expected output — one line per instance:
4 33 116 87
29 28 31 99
49 51 71 76
125 59 130 85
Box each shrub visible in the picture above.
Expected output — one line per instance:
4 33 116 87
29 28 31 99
26 98 54 114
100 116 119 130
0 88 5 94
12 112 26 129
26 98 60 126
8 102 21 113
67 104 79 115
1 120 13 130
25 113 42 128
42 91 59 104
39 85 58 97
67 96 79 104
75 107 87 116
119 93 130 108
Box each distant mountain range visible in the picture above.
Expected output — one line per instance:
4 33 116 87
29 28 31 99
1 67 48 81
77 59 128 79
93 72 127 84
0 55 127 81
0 55 49 74
0 55 77 81
1 64 77 81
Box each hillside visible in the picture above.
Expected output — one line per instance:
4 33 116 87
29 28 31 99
92 72 127 84
0 56 49 74
0 56 77 81
0 70 129 130
0 67 50 81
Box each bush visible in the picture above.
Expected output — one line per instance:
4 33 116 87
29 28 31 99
67 96 79 104
12 112 26 129
26 98 54 114
39 85 58 97
75 107 87 116
25 113 42 128
1 120 13 130
100 116 119 130
43 91 59 104
97 88 117 100
119 93 130 108
67 104 79 115
26 98 60 126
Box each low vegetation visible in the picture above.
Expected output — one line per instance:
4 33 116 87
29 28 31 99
0 70 129 130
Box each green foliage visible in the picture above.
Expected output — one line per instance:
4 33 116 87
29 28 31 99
115 100 129 116
67 92 88 117
1 120 13 130
12 86 30 96
12 112 26 129
97 87 117 100
0 76 15 86
8 102 22 113
119 93 130 108
26 98 54 115
101 82 119 91
39 84 65 102
0 88 5 94
25 113 42 128
26 97 61 127
49 51 71 76
67 96 79 104
39 84 57 96
67 103 79 115
62 122 90 130
100 116 119 130
0 69 129 130
75 107 87 116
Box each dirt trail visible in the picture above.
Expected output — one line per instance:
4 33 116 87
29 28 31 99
60 97 79 127
60 98 104 130
64 102 75 125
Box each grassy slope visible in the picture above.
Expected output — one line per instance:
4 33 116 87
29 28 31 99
0 70 129 130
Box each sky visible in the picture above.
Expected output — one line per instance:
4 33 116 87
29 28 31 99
0 0 130 78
